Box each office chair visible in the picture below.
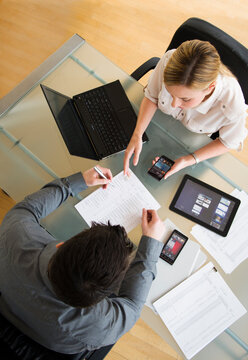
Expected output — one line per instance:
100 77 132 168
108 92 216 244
131 17 248 105
0 311 113 360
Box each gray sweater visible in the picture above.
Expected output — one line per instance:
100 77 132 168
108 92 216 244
0 172 163 354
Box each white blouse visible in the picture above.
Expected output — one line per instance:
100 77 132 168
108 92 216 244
144 49 248 150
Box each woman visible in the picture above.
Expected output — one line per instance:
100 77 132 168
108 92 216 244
124 40 248 178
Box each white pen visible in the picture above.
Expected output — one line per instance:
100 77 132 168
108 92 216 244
94 166 108 180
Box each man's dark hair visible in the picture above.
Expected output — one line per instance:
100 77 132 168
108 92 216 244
47 222 133 308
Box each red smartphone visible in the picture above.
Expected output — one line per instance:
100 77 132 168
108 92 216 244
160 229 188 265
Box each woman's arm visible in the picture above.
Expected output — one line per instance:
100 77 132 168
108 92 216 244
163 139 230 179
124 97 157 174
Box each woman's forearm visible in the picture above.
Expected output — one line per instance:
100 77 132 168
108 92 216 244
193 139 230 162
163 139 230 179
182 139 229 167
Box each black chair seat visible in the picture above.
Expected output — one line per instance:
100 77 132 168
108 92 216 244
0 311 115 360
0 312 85 360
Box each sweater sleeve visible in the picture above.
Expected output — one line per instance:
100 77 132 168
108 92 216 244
2 172 87 224
88 236 164 347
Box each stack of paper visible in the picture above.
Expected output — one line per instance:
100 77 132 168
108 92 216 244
75 170 160 233
145 218 206 310
153 262 246 359
191 189 248 273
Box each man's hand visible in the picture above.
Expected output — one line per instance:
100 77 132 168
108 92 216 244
142 209 165 241
124 133 143 175
83 166 112 189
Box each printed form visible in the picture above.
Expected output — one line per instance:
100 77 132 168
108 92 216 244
75 170 160 233
145 218 203 311
191 189 248 273
153 262 246 359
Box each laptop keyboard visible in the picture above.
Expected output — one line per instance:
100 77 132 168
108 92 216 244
76 87 129 154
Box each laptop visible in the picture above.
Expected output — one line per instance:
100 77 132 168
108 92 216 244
40 80 149 160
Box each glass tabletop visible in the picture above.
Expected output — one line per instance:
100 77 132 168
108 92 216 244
0 34 247 359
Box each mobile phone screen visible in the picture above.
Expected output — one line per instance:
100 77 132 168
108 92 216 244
148 156 175 180
160 230 188 265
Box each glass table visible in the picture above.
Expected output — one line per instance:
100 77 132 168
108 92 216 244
1 34 248 359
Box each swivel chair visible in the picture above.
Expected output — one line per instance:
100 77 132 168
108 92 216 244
0 311 113 360
131 17 248 105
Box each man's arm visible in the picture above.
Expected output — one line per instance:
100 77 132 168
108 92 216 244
118 209 165 303
2 167 112 224
94 210 165 346
6 173 87 224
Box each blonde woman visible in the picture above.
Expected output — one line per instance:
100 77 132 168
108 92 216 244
124 40 248 178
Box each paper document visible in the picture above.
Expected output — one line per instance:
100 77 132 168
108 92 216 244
145 218 204 311
75 170 160 233
153 262 246 360
191 189 248 273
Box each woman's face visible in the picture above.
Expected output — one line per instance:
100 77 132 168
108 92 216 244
165 84 214 109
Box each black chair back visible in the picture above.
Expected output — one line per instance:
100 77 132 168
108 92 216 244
0 310 114 360
0 312 85 360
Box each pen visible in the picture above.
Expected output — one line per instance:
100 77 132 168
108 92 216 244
94 166 108 180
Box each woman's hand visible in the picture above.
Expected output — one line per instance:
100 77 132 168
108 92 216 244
151 140 230 180
151 155 195 179
124 133 143 175
123 97 157 175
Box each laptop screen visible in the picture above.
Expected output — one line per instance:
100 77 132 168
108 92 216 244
41 85 71 121
40 84 97 159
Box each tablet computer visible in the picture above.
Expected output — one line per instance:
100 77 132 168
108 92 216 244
169 174 240 237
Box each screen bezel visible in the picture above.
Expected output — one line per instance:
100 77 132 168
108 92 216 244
169 174 241 237
148 155 175 181
160 229 188 265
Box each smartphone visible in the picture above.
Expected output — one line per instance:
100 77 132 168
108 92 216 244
160 229 188 265
148 155 175 180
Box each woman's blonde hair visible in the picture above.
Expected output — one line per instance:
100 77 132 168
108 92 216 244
164 40 233 90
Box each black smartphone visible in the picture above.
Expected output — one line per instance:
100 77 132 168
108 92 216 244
160 229 188 265
148 155 175 180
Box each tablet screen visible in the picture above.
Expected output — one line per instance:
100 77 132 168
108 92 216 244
169 175 240 236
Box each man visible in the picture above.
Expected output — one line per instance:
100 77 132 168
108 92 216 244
0 166 165 358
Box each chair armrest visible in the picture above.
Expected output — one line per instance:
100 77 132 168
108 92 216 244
130 57 160 80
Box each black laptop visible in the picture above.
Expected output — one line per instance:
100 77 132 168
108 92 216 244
40 80 148 160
